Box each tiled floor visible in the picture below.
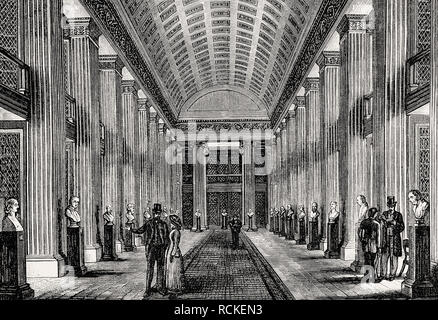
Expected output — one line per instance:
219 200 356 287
28 228 409 300
245 229 407 300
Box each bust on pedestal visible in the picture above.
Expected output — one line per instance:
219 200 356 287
221 209 228 230
286 205 295 241
269 208 275 232
279 206 287 237
402 190 437 298
124 203 136 252
0 199 34 300
65 196 87 276
102 206 117 261
307 202 321 250
274 208 280 235
325 201 341 259
297 205 307 245
247 209 257 232
351 195 369 272
194 209 203 233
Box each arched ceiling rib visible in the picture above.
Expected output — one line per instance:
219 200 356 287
120 0 319 115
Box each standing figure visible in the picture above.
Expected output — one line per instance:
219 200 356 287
285 205 295 240
307 202 321 250
325 201 341 259
247 209 256 232
379 196 405 281
166 215 186 299
65 196 86 274
274 208 280 235
269 208 275 232
221 209 229 230
130 204 170 298
352 195 369 271
297 205 307 245
279 206 286 237
359 208 381 279
124 203 136 252
229 215 243 249
2 199 23 232
194 209 202 232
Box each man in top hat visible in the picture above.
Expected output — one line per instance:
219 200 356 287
229 215 243 249
130 204 170 298
378 196 405 281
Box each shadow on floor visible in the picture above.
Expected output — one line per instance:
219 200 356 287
79 271 127 278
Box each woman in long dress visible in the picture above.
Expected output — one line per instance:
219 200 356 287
166 214 186 298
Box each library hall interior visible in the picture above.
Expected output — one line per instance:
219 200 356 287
1 0 438 300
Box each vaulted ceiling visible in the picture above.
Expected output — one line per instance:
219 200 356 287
81 0 350 126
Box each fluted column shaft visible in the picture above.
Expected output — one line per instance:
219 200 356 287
149 110 159 204
158 123 166 204
275 132 282 208
193 144 207 229
431 0 438 265
295 97 307 209
373 0 408 225
280 123 288 206
25 0 66 277
243 139 255 224
138 99 150 224
288 110 298 209
68 17 102 263
121 80 139 220
318 51 341 248
304 78 322 212
268 137 276 210
338 14 372 260
100 55 123 250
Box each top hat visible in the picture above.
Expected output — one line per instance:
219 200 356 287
153 203 162 214
387 196 397 206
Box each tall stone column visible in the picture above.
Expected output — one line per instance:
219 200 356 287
68 17 102 263
100 54 124 253
243 139 255 225
304 78 322 212
268 136 276 211
275 131 282 208
280 122 288 207
338 14 371 261
121 80 139 221
193 142 208 230
295 97 307 209
149 108 159 204
138 98 150 224
318 51 341 251
288 110 298 209
373 0 408 226
158 122 166 205
25 0 66 277
431 0 438 269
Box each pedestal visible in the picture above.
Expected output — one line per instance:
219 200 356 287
280 217 286 237
401 225 437 298
193 217 203 233
102 225 117 261
0 232 34 300
274 216 279 235
269 216 274 232
67 227 87 276
297 219 306 245
324 221 340 259
307 221 320 250
350 223 364 271
124 223 136 252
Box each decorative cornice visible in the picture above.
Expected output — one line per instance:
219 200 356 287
303 78 320 92
337 14 368 39
176 120 272 131
317 51 341 69
80 0 177 126
99 54 124 75
271 0 349 128
121 80 138 94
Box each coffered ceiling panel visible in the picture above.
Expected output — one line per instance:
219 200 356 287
119 0 320 116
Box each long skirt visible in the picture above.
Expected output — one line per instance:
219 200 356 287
165 248 186 294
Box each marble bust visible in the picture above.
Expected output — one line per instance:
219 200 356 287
328 201 340 222
356 195 369 222
408 190 429 225
2 198 24 232
309 202 320 222
247 209 255 217
298 206 306 220
144 207 152 221
126 203 135 224
222 210 228 217
195 209 202 218
103 206 114 226
65 196 81 228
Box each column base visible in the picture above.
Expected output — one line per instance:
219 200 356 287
115 240 123 254
324 250 340 259
307 243 321 251
84 245 102 263
26 255 66 278
350 260 363 272
321 239 328 252
401 279 437 299
0 284 34 301
134 236 143 247
341 244 355 261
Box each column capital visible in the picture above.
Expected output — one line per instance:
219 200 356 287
138 98 149 111
294 96 306 109
158 122 166 134
288 109 297 119
66 17 101 43
303 78 320 93
99 54 124 75
337 14 368 39
150 108 159 123
317 51 341 69
121 80 139 95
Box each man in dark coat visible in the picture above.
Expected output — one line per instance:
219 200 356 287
131 204 170 298
378 196 404 281
229 215 243 249
359 208 381 271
